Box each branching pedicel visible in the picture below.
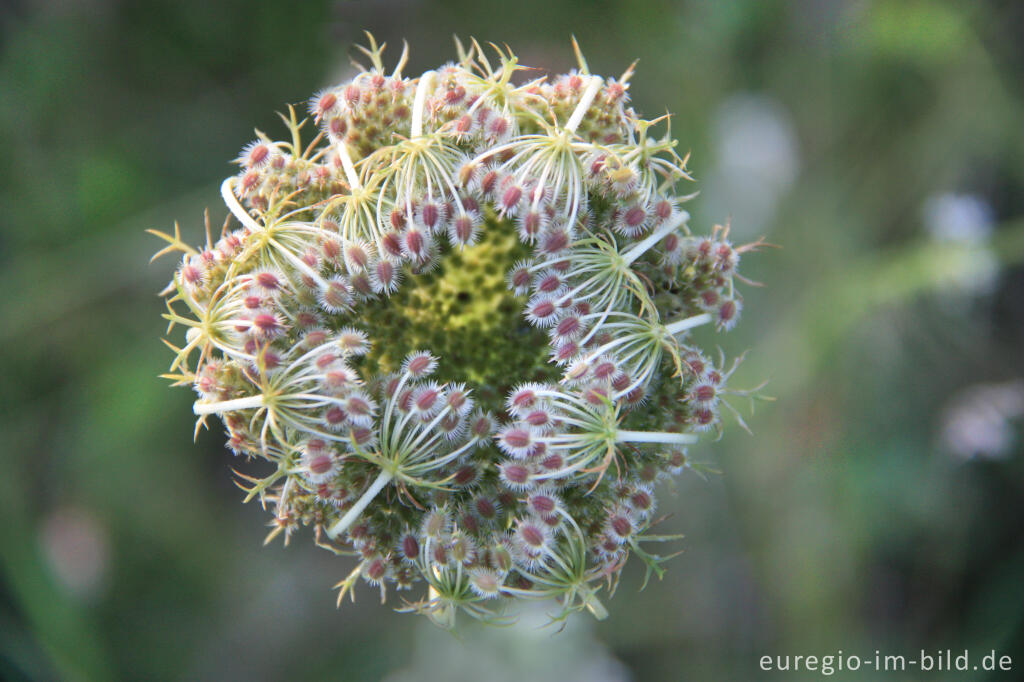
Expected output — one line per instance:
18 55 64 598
152 35 765 628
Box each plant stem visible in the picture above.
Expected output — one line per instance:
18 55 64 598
327 469 393 539
616 430 697 445
622 210 689 266
334 140 361 190
411 70 435 138
565 76 603 134
220 177 263 233
193 394 264 416
665 312 712 336
582 585 608 620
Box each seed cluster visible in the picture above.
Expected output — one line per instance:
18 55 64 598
155 36 761 627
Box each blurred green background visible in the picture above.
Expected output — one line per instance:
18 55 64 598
2 1 1022 680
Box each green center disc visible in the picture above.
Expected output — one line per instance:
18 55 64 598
357 216 558 411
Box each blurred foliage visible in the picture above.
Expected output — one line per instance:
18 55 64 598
1 0 1023 680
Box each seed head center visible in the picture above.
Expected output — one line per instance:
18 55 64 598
358 216 557 411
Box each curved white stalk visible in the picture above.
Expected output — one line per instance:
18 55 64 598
334 140 362 190
615 430 697 445
327 469 394 539
665 312 712 336
410 70 436 138
622 209 689 266
565 75 603 134
194 394 265 416
220 177 263 233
